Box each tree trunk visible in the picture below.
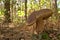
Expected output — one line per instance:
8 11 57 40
4 0 11 23
53 0 58 19
25 0 27 20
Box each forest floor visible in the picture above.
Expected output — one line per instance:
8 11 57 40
0 19 60 40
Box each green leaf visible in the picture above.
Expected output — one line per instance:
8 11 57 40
18 11 25 17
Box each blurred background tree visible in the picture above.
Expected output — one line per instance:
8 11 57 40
0 0 60 25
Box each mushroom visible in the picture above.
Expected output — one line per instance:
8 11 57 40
26 9 53 34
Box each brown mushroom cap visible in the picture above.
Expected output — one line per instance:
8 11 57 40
26 9 53 26
26 11 37 26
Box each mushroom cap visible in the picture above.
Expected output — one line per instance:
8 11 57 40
26 11 37 26
26 9 53 26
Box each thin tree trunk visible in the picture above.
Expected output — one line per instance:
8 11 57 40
25 0 27 20
4 0 11 23
53 0 58 19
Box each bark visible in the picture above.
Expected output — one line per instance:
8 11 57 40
4 0 11 23
25 0 27 20
53 0 58 19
